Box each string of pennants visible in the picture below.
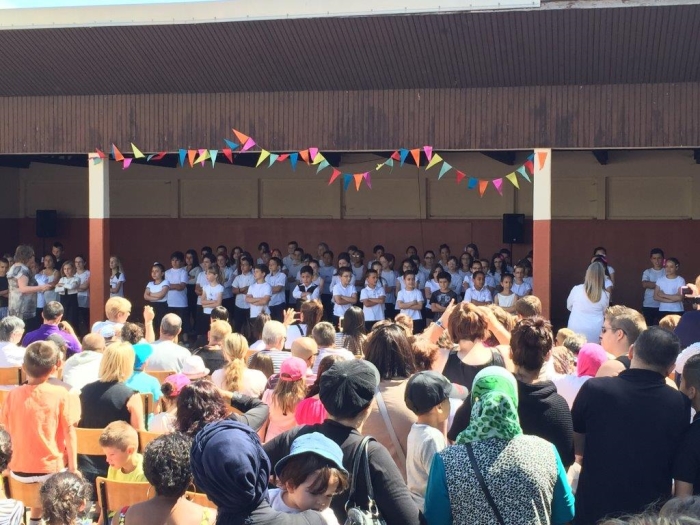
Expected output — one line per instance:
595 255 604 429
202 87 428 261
92 129 546 197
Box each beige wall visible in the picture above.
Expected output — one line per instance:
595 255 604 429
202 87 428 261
6 149 700 220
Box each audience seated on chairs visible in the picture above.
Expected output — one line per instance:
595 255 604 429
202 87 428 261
39 471 91 525
62 332 106 391
22 301 81 357
100 421 147 483
0 427 24 525
148 314 191 373
150 373 190 433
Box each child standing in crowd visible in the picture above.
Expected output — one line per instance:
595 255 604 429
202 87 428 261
430 271 458 322
286 246 305 307
165 251 189 330
360 269 385 332
144 262 170 330
0 257 8 319
511 264 532 296
654 257 686 314
74 255 90 335
351 250 366 294
495 273 518 313
194 254 215 335
367 245 384 269
247 264 272 320
490 253 504 284
319 251 335 319
332 268 357 329
405 371 451 510
201 267 224 327
458 253 473 282
463 271 493 306
424 265 442 303
99 421 146 482
267 257 287 322
231 256 254 335
445 257 462 298
593 246 615 284
438 244 450 270
293 266 320 304
269 432 349 525
109 255 125 297
55 261 80 329
217 252 236 318
396 271 425 333
380 253 398 320
184 249 201 340
642 248 666 326
461 259 482 293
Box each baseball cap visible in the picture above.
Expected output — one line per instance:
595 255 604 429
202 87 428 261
319 359 380 419
162 373 190 397
133 342 153 370
405 371 453 415
280 356 306 382
274 432 348 478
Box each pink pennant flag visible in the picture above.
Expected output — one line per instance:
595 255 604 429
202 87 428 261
197 149 208 166
328 169 341 185
122 158 133 169
241 138 256 152
492 178 504 195
309 147 319 161
277 154 289 162
423 146 433 161
95 148 107 159
363 172 372 189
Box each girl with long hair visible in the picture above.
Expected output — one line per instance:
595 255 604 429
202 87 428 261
262 357 307 442
567 262 611 343
212 333 267 398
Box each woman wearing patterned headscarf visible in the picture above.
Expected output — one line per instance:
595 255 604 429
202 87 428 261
424 367 575 525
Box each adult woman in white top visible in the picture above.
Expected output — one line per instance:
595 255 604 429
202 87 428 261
566 262 610 343
654 257 686 314
212 333 267 398
109 255 125 297
74 255 90 336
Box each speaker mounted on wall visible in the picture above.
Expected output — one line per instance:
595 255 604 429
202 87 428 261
502 213 525 244
36 210 58 239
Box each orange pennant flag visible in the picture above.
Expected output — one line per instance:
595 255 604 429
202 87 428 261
353 174 363 191
328 169 341 185
187 149 196 168
112 144 124 162
299 150 310 164
410 148 421 166
232 129 249 145
537 151 548 170
478 180 489 197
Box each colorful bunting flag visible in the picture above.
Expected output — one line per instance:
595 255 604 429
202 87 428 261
426 153 443 170
209 150 218 168
232 129 249 145
93 157 102 164
478 180 488 197
149 152 167 162
268 153 279 167
299 150 310 164
524 159 534 174
468 177 478 190
122 158 132 169
363 172 372 189
390 151 401 161
376 163 384 171
224 139 239 150
222 148 233 164
131 143 145 159
277 154 289 162
353 174 364 191
328 169 341 185
456 171 466 184
178 149 187 167
399 149 409 166
343 174 353 191
423 146 433 161
311 153 325 165
289 153 299 171
309 148 319 161
537 151 548 170
95 148 107 159
241 138 256 152
112 144 124 162
187 150 196 168
256 149 271 167
438 162 452 179
506 172 519 188
195 149 209 165
385 158 394 169
492 178 504 195
410 148 421 166
517 166 531 183
316 159 330 173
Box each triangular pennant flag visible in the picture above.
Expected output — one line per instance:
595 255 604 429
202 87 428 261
150 152 167 161
456 171 466 184
423 146 433 161
385 158 394 168
268 153 279 167
224 139 239 150
426 153 444 170
478 180 489 197
353 174 364 191
410 148 421 166
506 172 520 189
298 150 310 164
112 144 124 162
376 163 384 171
187 150 196 168
122 158 132 169
232 129 249 145
537 151 548 170
399 149 409 166
527 153 535 162
311 153 325 165
195 149 210 165
95 148 107 159
468 177 478 190
517 165 531 183
363 171 372 189
93 157 102 164
209 150 218 168
316 159 330 173
438 162 452 179
289 153 299 171
328 169 341 185
147 154 155 162
131 143 145 159
343 174 353 191
178 149 187 167
309 148 319 161
524 159 534 173
222 148 233 163
256 149 271 167
241 137 256 152
277 154 289 162
492 178 504 196
391 151 401 161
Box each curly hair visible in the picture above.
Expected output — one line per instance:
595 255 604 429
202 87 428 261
143 433 194 497
510 316 554 371
0 426 12 472
176 379 229 436
40 472 92 525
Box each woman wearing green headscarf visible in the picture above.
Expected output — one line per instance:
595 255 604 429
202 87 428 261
424 367 574 525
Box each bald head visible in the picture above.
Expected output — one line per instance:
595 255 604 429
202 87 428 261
82 333 106 352
291 337 318 366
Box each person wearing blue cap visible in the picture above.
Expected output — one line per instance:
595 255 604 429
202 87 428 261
269 433 349 525
124 342 161 413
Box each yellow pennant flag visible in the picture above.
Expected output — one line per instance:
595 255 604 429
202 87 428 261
194 150 210 164
131 143 145 159
311 153 325 165
256 150 271 167
506 172 520 189
425 153 443 170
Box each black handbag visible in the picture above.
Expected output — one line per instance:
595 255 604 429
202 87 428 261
344 437 386 525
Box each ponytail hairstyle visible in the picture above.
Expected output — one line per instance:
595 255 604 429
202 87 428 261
221 333 249 393
40 471 92 525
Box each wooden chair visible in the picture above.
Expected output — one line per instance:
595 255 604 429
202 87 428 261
0 367 22 386
75 427 105 456
137 429 162 452
3 473 42 508
96 477 153 518
145 370 176 384
140 392 154 429
185 491 217 509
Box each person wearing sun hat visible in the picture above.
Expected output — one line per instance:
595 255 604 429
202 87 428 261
150 373 190 433
182 354 210 380
263 359 422 525
125 341 161 407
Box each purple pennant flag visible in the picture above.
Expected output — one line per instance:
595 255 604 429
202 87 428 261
492 178 504 195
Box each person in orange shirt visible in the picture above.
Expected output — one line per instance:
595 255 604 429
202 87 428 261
0 340 78 525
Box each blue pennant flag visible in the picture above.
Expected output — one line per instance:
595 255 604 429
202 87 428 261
343 174 353 191
289 152 299 171
467 177 478 190
224 139 239 150
399 149 409 166
178 149 187 167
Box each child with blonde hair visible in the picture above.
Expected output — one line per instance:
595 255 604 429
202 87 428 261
212 333 267 398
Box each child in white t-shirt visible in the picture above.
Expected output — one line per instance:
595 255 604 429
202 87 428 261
331 267 357 328
109 256 125 297
360 269 386 331
232 257 255 334
462 271 493 306
56 261 81 329
511 265 532 297
396 271 424 333
654 257 686 313
641 248 666 325
380 254 398 320
494 273 518 314
246 264 272 319
144 262 171 329
267 257 288 321
165 251 189 319
201 267 224 324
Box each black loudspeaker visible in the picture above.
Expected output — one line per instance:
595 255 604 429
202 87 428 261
36 210 57 238
502 214 525 244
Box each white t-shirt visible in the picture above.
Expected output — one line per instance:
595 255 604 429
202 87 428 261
266 272 287 306
211 367 268 398
398 273 426 293
642 268 666 308
293 283 320 302
496 292 517 308
268 489 339 525
148 340 191 372
195 272 208 306
110 272 125 297
232 272 255 309
425 279 440 296
146 280 170 303
0 342 25 368
313 346 356 374
463 287 493 304
248 282 272 318
202 283 224 314
165 268 188 308
360 286 386 321
406 423 447 511
656 275 686 312
319 266 335 295
332 283 357 317
397 289 424 320
553 374 591 410
566 284 610 343
352 265 366 292
511 281 532 296
56 276 80 296
76 270 90 308
447 271 462 296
